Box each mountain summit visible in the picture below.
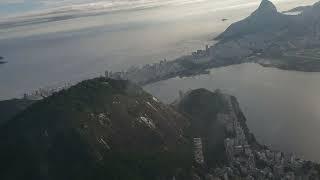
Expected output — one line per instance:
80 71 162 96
215 0 287 40
254 0 278 15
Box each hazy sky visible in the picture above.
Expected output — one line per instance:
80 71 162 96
0 0 316 18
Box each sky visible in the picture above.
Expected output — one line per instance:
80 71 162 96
0 0 199 16
0 0 317 36
0 0 316 19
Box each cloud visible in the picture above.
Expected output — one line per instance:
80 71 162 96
0 0 25 4
1 0 318 23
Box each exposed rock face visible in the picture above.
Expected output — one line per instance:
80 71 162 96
256 0 277 13
175 89 320 180
193 138 205 165
215 0 288 41
0 78 192 180
211 0 291 62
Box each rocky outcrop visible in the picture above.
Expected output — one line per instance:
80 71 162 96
175 88 320 180
211 0 293 62
215 0 289 41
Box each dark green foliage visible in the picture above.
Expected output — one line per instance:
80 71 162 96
96 149 193 180
0 78 191 180
175 89 229 167
0 98 34 124
176 89 228 134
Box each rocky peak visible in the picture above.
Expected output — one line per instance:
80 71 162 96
253 0 278 16
215 0 285 41
174 89 259 168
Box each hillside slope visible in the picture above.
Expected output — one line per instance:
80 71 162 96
174 89 259 168
0 78 191 180
0 98 35 124
175 89 320 179
215 0 291 41
210 0 320 65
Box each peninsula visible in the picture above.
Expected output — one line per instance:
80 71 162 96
16 0 320 100
108 0 320 85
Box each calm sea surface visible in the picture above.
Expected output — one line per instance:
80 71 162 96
145 63 320 161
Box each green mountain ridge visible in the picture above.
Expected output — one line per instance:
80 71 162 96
1 78 320 179
0 98 35 124
0 78 191 180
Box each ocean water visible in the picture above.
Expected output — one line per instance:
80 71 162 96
0 0 316 99
145 63 320 162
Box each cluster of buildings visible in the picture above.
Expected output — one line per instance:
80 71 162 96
103 45 216 86
207 96 319 180
102 44 218 86
212 141 318 180
23 83 72 100
105 71 128 80
192 45 210 59
191 94 320 180
105 59 185 85
193 138 205 165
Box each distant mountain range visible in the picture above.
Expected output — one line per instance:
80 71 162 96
117 0 320 87
215 0 320 44
282 5 312 14
204 0 320 72
215 0 289 41
1 78 319 179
